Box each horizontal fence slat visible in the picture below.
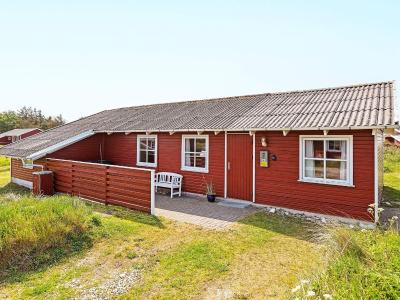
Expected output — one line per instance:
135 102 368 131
107 168 150 178
55 185 72 193
72 188 107 201
73 174 106 184
106 180 151 192
47 158 153 214
106 198 151 213
72 180 106 190
107 186 150 199
55 181 72 189
106 191 150 205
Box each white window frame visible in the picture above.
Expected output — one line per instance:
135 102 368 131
136 135 157 168
181 134 209 173
299 135 353 187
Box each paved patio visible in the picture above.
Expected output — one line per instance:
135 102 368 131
155 194 259 230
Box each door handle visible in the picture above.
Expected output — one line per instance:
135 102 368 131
228 162 231 170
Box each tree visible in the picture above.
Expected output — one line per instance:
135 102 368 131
0 111 19 133
0 107 65 133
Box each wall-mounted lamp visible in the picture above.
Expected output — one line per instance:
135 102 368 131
261 136 267 147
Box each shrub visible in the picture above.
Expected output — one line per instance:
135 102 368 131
0 196 95 276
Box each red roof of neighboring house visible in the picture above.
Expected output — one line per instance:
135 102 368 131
0 128 41 139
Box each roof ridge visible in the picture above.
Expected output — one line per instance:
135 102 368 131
271 80 393 95
105 92 272 112
105 81 394 112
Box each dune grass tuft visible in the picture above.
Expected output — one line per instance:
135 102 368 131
292 225 400 300
0 195 97 278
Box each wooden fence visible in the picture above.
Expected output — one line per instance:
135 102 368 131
46 158 155 214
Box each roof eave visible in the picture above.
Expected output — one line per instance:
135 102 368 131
94 125 396 134
25 130 95 161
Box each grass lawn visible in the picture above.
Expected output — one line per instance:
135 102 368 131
0 146 399 299
383 144 400 207
0 162 325 299
0 156 10 186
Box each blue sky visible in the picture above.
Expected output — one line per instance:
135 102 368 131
0 1 399 121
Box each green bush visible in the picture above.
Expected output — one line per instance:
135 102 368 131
0 196 95 276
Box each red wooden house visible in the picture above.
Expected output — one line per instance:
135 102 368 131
0 82 398 222
0 128 42 145
385 129 400 146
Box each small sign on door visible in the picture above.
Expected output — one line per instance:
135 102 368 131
260 151 268 167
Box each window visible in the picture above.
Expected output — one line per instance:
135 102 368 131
300 136 352 186
181 135 209 172
137 135 157 167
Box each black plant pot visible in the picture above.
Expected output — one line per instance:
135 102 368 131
207 194 216 202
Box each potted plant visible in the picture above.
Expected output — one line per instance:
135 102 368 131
203 176 216 202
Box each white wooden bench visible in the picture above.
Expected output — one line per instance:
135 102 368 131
155 172 183 198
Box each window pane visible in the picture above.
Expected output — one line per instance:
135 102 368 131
326 160 347 180
185 138 195 152
305 140 324 158
305 159 324 178
195 155 206 168
148 138 156 150
326 140 347 159
139 150 146 163
196 139 206 152
140 139 148 150
148 151 155 163
185 153 195 167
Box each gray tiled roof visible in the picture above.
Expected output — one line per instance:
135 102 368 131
0 81 397 158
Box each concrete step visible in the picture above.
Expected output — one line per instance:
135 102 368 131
217 200 251 209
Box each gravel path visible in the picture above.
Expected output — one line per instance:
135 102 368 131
65 269 140 299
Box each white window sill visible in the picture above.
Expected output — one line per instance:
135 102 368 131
181 167 209 173
298 179 355 188
137 162 157 168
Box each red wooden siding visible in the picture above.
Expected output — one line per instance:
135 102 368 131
101 132 225 196
48 134 105 161
47 159 153 213
20 129 376 220
158 133 225 196
227 134 252 200
10 158 46 182
103 133 136 166
254 130 374 220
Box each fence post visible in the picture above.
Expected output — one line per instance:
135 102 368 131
150 170 155 215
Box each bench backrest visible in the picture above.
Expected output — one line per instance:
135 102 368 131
156 172 183 185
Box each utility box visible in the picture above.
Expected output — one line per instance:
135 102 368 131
32 171 54 196
260 151 269 167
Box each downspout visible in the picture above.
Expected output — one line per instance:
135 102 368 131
224 131 227 199
373 130 378 223
252 133 256 203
